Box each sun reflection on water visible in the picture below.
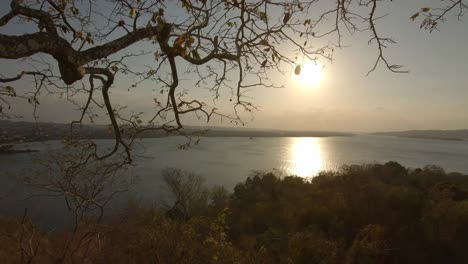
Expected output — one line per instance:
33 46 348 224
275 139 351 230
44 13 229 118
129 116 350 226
289 137 323 177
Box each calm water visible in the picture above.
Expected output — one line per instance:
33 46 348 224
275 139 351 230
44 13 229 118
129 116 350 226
1 135 468 226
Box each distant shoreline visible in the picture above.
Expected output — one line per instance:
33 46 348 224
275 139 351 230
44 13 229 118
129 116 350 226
378 135 464 142
0 120 353 143
372 130 468 142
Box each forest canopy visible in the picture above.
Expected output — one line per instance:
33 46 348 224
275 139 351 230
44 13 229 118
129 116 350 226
2 162 468 263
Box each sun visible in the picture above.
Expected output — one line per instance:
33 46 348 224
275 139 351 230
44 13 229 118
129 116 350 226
295 61 323 88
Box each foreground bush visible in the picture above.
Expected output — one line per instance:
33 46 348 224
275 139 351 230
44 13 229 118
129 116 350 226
1 162 468 263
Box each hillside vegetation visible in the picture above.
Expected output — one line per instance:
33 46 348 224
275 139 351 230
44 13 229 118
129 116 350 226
1 162 468 263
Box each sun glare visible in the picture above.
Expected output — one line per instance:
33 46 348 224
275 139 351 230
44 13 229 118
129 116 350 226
296 61 323 89
289 137 323 177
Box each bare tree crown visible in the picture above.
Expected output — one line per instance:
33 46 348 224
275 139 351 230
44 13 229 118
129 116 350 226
0 0 465 163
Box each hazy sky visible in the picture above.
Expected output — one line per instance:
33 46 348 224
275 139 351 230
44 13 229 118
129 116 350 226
1 0 467 132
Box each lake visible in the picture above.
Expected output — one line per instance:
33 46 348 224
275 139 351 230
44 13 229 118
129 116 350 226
1 134 468 226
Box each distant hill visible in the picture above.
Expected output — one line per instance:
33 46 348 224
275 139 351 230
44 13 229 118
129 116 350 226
373 129 468 141
0 120 352 143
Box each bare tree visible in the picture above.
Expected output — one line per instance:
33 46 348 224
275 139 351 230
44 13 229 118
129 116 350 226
20 146 134 262
162 168 208 221
0 0 465 164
